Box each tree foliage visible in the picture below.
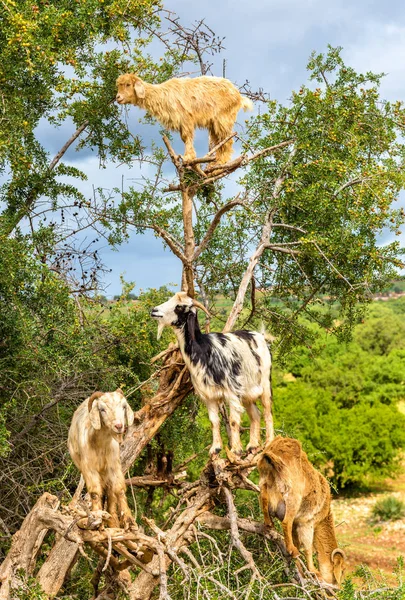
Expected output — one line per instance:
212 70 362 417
273 299 405 487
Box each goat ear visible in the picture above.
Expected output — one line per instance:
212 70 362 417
116 388 125 397
186 311 197 342
125 403 135 427
89 402 102 430
134 80 145 98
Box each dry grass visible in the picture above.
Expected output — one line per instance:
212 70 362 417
332 468 405 585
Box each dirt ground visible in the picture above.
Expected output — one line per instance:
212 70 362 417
332 472 405 584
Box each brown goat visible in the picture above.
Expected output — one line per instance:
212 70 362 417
116 73 253 165
68 389 135 528
257 437 346 585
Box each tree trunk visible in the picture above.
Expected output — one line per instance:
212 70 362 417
0 494 60 599
181 186 195 297
36 537 80 597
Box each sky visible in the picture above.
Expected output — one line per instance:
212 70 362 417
39 0 405 297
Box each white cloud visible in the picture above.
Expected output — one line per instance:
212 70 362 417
344 22 405 100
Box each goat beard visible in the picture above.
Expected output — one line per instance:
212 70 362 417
157 322 165 340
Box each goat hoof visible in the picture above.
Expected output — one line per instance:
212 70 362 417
226 447 243 463
310 569 322 580
123 516 137 531
209 447 222 459
246 445 260 455
288 546 300 558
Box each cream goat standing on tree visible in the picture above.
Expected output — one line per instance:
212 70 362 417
68 389 136 529
116 73 253 165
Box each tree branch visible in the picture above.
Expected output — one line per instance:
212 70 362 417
224 148 296 331
149 224 186 262
333 177 364 198
194 194 244 260
4 120 90 236
223 487 260 578
48 120 89 171
265 244 301 255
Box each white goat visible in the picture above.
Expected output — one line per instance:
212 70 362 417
116 73 253 165
68 389 135 528
151 292 273 456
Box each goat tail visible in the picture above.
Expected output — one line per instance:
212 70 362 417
259 322 276 344
241 96 254 112
261 450 286 474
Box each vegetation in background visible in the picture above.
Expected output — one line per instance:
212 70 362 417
370 496 405 523
1 0 405 595
272 298 405 488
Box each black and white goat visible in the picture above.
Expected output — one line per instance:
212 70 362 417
151 292 273 456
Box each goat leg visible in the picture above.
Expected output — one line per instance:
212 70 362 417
282 516 300 558
259 485 275 529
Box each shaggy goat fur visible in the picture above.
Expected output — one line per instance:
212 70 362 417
116 73 253 164
151 292 273 456
258 437 346 585
68 389 135 528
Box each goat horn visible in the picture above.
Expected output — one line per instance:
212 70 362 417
88 391 104 411
191 299 210 317
331 548 346 561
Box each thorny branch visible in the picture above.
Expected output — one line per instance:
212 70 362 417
0 458 334 600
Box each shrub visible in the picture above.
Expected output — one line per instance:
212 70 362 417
371 496 405 522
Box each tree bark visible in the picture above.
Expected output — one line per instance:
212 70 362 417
36 537 80 596
181 186 195 297
0 494 60 599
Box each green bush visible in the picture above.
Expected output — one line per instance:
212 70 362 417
273 298 405 488
371 496 405 522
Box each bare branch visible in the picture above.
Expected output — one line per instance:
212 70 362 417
245 138 295 164
201 139 295 187
162 135 182 170
224 147 297 331
205 132 238 159
194 194 244 260
272 223 307 234
149 224 186 262
223 487 261 578
333 177 365 197
265 244 301 255
223 205 277 332
48 121 89 171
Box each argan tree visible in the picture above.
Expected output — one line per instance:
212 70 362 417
1 2 405 597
